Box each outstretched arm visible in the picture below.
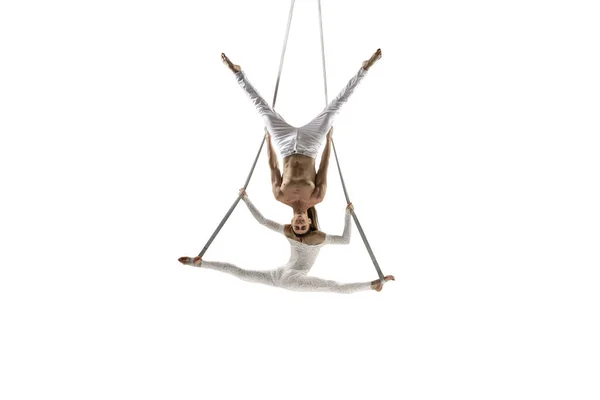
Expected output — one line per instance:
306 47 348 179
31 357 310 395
266 132 283 200
324 203 353 245
240 190 284 234
313 129 333 202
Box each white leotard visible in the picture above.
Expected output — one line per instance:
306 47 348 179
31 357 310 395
198 196 372 294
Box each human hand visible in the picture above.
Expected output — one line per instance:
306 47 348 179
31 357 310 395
326 127 334 140
346 202 354 211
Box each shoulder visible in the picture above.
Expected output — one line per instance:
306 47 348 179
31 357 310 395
306 231 326 245
313 231 326 240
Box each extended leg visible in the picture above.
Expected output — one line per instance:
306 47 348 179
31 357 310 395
222 54 289 127
283 274 373 294
179 256 277 287
234 71 275 117
324 48 381 116
300 49 381 142
222 53 296 155
203 261 278 286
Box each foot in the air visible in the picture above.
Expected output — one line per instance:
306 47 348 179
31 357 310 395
371 275 394 292
221 53 241 73
178 256 203 267
362 48 382 71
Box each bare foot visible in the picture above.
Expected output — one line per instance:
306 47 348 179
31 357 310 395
221 53 241 73
371 275 395 292
178 256 203 267
362 48 382 71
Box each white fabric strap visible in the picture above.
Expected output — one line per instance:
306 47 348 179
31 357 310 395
273 0 296 108
198 0 296 257
317 1 386 283
317 0 329 106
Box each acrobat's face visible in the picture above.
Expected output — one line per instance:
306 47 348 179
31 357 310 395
292 213 311 235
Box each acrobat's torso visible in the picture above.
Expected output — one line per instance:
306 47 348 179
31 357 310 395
277 154 321 208
282 238 324 273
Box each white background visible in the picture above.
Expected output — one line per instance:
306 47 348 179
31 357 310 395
1 0 599 399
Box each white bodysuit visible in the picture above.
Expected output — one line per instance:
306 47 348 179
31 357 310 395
199 196 373 294
235 67 368 158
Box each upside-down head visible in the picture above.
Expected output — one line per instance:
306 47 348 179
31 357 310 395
291 206 320 236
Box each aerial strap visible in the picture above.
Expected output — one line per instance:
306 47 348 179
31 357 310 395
198 0 296 257
273 0 296 108
317 0 386 283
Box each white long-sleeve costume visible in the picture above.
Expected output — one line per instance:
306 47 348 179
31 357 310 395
199 196 373 294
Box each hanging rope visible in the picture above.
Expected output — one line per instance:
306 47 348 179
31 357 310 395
317 0 329 105
198 0 296 257
273 0 296 108
317 0 386 283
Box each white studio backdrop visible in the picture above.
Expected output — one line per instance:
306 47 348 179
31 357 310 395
1 0 599 399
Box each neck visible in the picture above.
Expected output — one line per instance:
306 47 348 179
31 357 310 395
293 203 307 215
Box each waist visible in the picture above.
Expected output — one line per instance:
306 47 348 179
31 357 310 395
281 149 318 159
281 178 315 188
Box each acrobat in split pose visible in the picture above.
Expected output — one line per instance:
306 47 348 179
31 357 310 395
221 49 382 237
178 190 394 294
